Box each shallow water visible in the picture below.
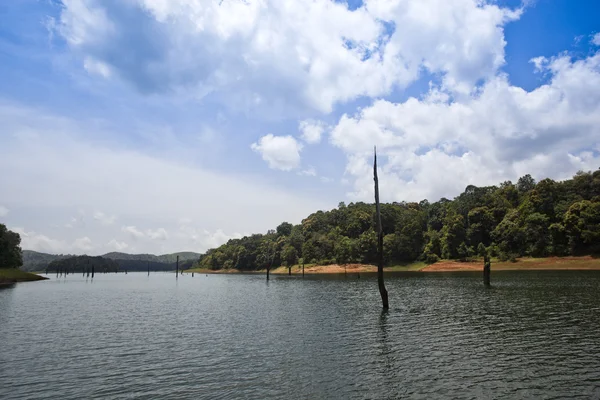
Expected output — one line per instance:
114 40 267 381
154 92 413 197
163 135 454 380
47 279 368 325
1 271 599 399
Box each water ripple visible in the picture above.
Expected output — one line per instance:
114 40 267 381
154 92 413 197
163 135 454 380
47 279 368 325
1 271 600 399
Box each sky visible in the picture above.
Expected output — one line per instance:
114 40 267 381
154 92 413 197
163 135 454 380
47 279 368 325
0 0 599 256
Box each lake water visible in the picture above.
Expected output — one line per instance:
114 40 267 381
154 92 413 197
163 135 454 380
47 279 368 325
1 271 600 399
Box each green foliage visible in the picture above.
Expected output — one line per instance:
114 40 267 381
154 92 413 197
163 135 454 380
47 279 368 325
48 255 120 273
0 224 23 269
194 169 600 270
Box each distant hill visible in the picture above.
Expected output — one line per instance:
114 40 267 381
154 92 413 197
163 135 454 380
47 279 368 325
21 250 73 272
48 255 119 273
21 250 201 272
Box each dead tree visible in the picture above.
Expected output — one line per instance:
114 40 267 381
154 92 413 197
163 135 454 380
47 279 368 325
483 254 491 286
374 147 389 309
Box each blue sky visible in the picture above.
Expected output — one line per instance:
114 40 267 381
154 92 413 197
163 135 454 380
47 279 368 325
0 0 599 255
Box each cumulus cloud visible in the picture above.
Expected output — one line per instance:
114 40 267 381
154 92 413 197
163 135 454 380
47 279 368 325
0 205 8 217
12 227 67 254
93 211 116 225
107 239 129 251
299 120 327 144
0 103 330 254
592 33 600 46
55 0 521 112
73 236 93 252
146 228 168 240
331 51 600 202
121 225 145 239
251 134 303 171
298 166 317 177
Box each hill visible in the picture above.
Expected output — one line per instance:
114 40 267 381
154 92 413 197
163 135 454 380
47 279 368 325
21 250 73 272
196 169 600 272
21 250 201 272
48 255 119 273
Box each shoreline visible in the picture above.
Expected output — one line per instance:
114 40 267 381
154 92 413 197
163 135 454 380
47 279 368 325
0 269 49 284
185 256 600 275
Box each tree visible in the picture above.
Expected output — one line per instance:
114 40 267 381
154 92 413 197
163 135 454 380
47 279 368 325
374 148 389 309
335 236 356 265
281 244 298 267
276 222 293 237
517 174 536 194
0 224 23 269
564 200 600 254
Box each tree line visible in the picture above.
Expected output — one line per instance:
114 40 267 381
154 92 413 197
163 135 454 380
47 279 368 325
197 169 600 271
0 223 22 269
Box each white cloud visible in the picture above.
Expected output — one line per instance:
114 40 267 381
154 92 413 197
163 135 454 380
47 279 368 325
592 33 600 46
55 0 521 112
73 236 93 252
299 120 327 144
298 166 317 177
93 211 116 225
0 205 8 217
83 57 112 78
121 225 145 239
12 227 68 254
146 228 168 240
251 134 303 171
0 103 330 254
107 239 129 251
331 51 600 202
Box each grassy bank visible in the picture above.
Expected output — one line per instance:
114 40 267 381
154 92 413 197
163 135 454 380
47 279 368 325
185 257 600 275
0 269 48 284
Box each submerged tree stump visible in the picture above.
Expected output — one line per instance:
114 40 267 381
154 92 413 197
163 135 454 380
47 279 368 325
374 147 389 309
484 255 490 283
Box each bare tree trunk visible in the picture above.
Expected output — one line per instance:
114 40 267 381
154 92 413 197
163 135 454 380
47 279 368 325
288 266 291 276
148 261 150 276
483 254 491 286
374 147 389 309
302 262 304 277
176 255 179 278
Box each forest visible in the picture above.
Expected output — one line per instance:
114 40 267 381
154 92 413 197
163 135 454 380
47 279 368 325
48 255 120 273
197 170 600 271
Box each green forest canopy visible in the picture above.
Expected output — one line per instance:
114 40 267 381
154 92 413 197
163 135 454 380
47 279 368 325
0 223 22 269
197 170 600 271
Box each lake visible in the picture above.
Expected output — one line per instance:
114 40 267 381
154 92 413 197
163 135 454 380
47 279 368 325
1 271 599 399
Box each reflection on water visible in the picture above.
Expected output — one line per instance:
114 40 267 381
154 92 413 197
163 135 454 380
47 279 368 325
1 271 600 399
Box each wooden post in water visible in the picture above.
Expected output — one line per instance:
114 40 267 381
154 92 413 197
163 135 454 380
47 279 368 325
147 261 150 276
176 255 179 278
87 260 90 278
374 147 389 310
91 263 95 279
192 272 194 277
288 265 291 276
483 253 491 286
266 264 270 281
302 262 304 277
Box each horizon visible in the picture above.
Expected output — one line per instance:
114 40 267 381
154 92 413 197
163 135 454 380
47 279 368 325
1 0 600 255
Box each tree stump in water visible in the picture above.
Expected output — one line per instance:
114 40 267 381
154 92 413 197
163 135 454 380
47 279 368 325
483 255 491 286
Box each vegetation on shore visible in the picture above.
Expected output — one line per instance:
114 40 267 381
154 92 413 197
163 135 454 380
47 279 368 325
0 268 48 284
186 256 600 274
48 255 120 273
195 170 600 272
